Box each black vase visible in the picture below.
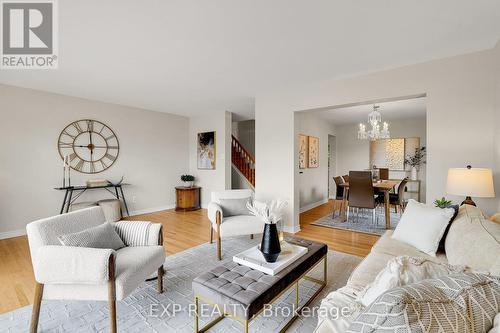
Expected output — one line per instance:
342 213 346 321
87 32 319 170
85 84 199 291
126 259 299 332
260 223 281 263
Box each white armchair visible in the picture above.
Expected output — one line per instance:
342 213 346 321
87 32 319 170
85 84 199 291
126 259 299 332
26 207 165 333
207 189 265 260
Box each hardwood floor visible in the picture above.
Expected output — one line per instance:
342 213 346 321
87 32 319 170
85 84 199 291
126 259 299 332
296 199 379 257
0 200 378 314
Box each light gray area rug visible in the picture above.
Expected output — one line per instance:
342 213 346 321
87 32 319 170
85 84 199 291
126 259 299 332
311 209 401 236
0 237 362 333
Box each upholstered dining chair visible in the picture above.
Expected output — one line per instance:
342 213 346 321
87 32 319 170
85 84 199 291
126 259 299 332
207 189 265 260
26 207 165 333
347 171 379 224
378 177 409 214
332 176 346 218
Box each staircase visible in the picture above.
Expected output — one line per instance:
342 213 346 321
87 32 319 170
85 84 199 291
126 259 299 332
231 135 255 187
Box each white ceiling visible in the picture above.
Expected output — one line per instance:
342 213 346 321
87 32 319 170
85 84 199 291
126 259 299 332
310 97 426 125
1 1 499 119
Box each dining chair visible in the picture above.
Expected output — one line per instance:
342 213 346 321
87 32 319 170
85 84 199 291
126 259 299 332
377 178 408 214
332 176 345 218
379 168 389 180
347 171 378 224
342 175 350 183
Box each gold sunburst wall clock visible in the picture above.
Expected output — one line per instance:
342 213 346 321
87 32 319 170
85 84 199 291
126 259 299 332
57 119 119 174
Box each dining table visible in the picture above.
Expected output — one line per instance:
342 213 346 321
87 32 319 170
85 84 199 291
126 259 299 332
338 179 401 229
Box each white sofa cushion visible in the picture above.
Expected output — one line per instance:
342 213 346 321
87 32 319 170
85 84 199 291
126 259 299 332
446 204 500 273
347 252 395 289
391 199 454 257
58 222 125 250
372 230 447 263
357 256 468 307
219 215 265 237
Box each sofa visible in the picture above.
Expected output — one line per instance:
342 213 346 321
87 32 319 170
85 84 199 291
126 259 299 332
315 204 500 333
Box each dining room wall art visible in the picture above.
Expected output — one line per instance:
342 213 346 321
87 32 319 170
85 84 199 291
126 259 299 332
298 134 308 169
308 136 319 168
197 131 216 170
369 137 420 170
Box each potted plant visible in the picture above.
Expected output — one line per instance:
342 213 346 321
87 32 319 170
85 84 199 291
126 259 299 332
180 174 195 187
246 199 287 263
434 197 453 208
405 147 426 180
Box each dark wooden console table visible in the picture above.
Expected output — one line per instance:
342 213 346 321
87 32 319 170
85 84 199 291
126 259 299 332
175 186 201 211
54 183 130 215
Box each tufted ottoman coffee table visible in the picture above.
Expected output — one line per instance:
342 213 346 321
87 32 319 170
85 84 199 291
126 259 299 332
192 237 327 333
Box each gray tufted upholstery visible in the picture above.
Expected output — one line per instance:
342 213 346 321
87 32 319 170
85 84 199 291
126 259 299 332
193 237 327 319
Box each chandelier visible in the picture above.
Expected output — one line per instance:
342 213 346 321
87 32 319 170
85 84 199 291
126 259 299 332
357 105 390 140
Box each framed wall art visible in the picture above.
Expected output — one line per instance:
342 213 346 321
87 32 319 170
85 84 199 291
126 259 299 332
308 136 319 168
298 134 308 169
197 131 216 170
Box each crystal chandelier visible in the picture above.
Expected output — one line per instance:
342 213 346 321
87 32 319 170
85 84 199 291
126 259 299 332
357 105 390 140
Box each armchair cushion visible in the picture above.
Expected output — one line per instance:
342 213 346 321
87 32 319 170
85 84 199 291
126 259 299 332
218 197 252 217
114 221 162 246
34 245 114 284
58 222 125 250
219 215 265 237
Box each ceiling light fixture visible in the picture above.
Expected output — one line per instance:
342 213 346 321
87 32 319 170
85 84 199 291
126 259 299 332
357 105 390 140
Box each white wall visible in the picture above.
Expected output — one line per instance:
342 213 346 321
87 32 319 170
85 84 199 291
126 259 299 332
295 112 336 211
335 116 427 202
495 40 500 212
256 48 498 232
189 111 232 207
0 84 189 238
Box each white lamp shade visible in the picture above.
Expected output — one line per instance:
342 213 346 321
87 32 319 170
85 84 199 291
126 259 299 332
446 168 495 198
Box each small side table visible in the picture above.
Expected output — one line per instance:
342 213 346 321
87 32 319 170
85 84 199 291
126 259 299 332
175 186 201 211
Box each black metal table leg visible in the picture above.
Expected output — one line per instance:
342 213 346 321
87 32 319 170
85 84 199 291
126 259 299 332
65 189 74 213
60 189 69 214
118 186 130 216
114 186 120 199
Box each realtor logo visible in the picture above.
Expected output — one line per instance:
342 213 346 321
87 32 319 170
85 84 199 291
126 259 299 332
1 0 58 69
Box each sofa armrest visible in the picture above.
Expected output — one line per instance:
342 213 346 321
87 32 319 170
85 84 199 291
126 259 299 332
34 245 114 284
207 202 223 226
114 221 162 246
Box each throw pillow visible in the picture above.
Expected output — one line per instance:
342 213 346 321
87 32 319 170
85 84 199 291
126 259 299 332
357 256 468 306
391 199 454 257
348 273 500 333
58 222 125 250
446 204 500 273
218 197 251 217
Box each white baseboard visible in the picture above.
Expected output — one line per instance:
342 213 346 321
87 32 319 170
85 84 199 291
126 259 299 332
299 198 329 213
129 204 176 216
0 229 26 240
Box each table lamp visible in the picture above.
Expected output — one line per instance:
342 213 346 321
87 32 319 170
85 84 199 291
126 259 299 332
446 165 495 206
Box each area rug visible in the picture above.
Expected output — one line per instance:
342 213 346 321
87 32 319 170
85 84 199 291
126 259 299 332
311 209 401 236
0 237 362 333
